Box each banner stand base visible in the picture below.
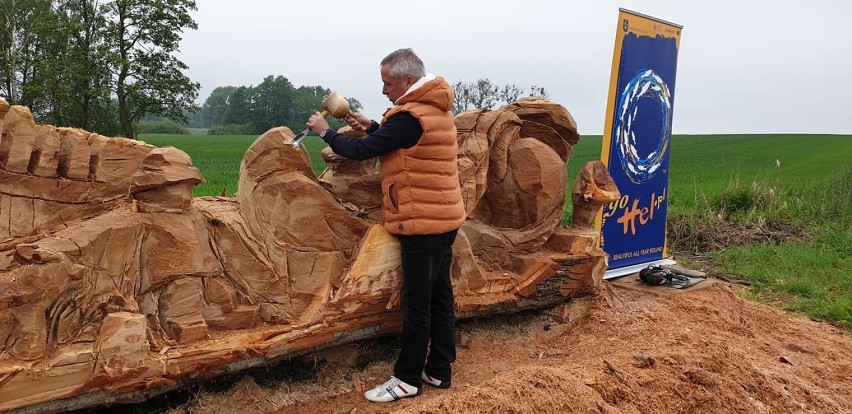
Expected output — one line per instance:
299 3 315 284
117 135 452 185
603 258 677 280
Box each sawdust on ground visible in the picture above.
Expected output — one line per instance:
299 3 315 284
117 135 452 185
164 279 852 414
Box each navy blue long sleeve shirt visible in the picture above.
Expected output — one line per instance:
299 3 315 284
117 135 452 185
320 112 423 161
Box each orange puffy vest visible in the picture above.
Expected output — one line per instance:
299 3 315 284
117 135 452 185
379 77 466 235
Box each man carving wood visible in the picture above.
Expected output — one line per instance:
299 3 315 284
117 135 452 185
307 48 465 402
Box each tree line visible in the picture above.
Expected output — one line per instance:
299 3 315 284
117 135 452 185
0 0 199 138
451 79 548 115
193 77 363 136
1 1 548 138
193 77 547 134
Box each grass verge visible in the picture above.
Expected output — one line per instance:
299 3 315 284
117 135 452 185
670 163 851 328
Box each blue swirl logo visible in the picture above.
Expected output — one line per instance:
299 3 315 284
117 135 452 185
614 69 672 184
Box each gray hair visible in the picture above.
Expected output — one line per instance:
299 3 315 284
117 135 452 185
381 48 425 80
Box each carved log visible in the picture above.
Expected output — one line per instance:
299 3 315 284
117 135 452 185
571 160 620 230
0 97 619 413
318 127 382 223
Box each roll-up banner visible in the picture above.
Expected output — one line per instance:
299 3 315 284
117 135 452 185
598 9 683 278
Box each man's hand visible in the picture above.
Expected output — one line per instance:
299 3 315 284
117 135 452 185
307 112 331 135
345 111 371 132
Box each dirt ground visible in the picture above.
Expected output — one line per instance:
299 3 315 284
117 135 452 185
163 277 852 414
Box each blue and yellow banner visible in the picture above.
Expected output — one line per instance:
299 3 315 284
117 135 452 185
598 9 682 275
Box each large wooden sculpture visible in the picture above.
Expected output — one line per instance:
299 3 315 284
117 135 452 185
0 97 619 413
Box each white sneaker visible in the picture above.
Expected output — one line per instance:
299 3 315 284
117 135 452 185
421 371 451 389
364 376 421 402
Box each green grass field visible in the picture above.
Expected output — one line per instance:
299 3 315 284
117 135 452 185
139 135 329 197
139 132 852 328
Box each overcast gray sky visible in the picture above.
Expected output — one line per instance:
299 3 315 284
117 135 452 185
178 0 852 135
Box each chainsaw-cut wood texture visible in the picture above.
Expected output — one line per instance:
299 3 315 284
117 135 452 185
0 97 619 413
